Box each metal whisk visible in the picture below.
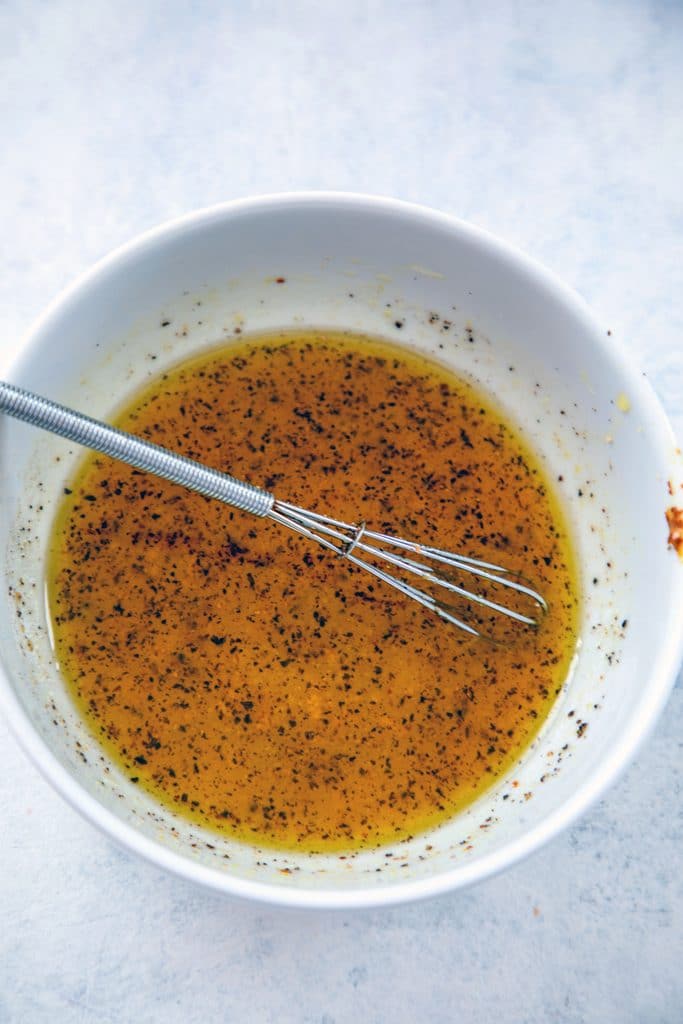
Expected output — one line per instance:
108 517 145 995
0 380 547 639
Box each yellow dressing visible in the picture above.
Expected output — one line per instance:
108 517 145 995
47 330 579 852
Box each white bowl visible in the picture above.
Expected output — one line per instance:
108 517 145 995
1 194 681 909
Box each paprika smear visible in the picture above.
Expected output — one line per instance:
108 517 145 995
47 331 579 852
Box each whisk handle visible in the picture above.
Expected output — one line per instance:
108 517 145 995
0 380 274 517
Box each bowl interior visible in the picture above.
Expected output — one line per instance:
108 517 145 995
1 196 681 907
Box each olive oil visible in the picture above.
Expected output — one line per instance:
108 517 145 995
48 331 579 851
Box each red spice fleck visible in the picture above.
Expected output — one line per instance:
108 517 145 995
665 506 683 559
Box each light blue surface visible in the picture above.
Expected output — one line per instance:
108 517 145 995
1 1 682 1021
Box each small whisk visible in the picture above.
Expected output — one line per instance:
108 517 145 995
0 381 547 639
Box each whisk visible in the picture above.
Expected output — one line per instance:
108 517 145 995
0 380 546 639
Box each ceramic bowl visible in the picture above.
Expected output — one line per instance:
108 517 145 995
1 193 681 908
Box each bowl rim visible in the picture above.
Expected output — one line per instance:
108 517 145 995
1 190 682 910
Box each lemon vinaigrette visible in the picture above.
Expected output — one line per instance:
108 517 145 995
47 331 579 852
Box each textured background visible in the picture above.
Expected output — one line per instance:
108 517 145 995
1 1 682 1021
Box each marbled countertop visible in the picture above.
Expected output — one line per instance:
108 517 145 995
1 2 682 1021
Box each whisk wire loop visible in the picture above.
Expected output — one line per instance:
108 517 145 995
270 500 546 638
